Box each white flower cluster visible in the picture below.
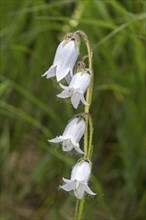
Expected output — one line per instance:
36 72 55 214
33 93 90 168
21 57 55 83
42 32 90 109
42 32 95 199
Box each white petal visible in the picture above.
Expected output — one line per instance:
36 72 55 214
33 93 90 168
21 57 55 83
57 89 70 99
42 65 56 78
60 182 75 192
74 184 85 199
74 145 84 154
70 140 84 154
67 116 85 144
61 116 85 148
84 184 96 196
65 71 73 84
59 83 69 90
56 67 70 82
55 40 79 82
69 71 90 93
62 177 71 183
62 117 79 139
81 95 89 106
48 136 64 143
71 161 91 182
62 140 74 151
53 41 65 65
71 92 82 109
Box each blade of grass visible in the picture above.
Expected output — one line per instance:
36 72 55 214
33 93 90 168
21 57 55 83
1 101 51 137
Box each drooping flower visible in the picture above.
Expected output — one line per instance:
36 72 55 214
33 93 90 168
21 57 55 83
42 33 79 83
60 160 96 199
57 70 90 109
48 114 85 154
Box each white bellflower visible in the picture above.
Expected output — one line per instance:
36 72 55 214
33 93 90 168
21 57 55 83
42 34 79 83
48 115 85 154
60 160 96 199
57 71 90 109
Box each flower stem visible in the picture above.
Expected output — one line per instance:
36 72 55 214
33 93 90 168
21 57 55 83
74 30 94 220
88 114 93 159
83 113 88 156
76 30 94 160
77 199 84 220
75 200 79 220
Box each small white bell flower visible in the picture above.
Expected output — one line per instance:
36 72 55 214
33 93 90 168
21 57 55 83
42 33 79 83
48 115 85 154
57 70 90 109
60 160 96 200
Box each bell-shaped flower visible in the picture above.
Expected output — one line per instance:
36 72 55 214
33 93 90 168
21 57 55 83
60 160 96 199
48 115 85 154
57 70 90 109
42 34 79 83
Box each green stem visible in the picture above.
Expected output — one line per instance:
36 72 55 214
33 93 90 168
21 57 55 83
77 199 84 220
88 114 93 159
75 200 79 220
83 113 88 157
76 30 94 159
74 30 94 220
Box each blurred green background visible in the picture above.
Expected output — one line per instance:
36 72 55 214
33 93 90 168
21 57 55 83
0 0 145 219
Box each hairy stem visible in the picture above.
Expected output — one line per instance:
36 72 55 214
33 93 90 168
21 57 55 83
75 200 79 220
88 114 93 159
77 199 84 220
74 30 94 220
76 30 94 158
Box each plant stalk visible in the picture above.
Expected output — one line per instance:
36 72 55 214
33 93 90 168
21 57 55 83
74 30 94 220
